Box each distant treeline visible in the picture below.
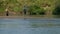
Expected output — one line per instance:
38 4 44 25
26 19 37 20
0 0 60 15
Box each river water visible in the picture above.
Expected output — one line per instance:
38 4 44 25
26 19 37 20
0 18 60 34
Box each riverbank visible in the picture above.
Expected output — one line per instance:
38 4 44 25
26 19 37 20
0 16 46 18
0 15 60 19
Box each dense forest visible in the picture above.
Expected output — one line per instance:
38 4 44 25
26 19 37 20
0 0 60 16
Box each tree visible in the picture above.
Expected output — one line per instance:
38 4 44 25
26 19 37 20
52 0 60 15
53 6 60 15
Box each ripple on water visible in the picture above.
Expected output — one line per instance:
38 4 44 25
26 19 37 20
0 18 60 34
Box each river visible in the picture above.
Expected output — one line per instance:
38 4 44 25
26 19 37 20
0 18 60 34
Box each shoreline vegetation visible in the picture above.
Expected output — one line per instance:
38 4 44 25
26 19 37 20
0 0 60 16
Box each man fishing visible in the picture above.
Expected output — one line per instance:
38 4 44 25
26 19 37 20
23 5 28 15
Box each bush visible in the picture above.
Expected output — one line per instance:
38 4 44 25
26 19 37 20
29 11 37 15
0 7 5 12
37 8 46 15
39 11 45 15
52 6 60 15
12 6 22 12
29 5 38 15
29 5 46 15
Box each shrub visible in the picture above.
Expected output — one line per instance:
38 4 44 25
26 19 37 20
0 7 5 12
29 5 46 15
37 8 46 15
52 6 60 15
12 6 22 12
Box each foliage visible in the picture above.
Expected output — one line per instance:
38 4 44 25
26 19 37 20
52 6 60 15
29 4 46 15
12 6 22 12
0 0 60 15
0 1 5 12
0 8 5 12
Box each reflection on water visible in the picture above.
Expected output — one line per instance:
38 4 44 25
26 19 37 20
53 15 60 18
0 18 60 34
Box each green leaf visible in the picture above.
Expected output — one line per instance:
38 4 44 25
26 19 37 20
13 7 22 12
0 8 5 12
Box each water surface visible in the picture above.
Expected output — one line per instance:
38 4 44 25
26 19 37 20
0 18 60 34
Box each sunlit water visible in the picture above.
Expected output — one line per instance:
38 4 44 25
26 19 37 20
0 18 60 34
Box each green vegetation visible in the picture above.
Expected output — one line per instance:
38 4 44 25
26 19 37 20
29 4 46 15
53 6 60 15
0 0 60 16
0 7 5 12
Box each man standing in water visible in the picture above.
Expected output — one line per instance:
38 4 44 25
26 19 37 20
23 5 28 15
5 8 9 16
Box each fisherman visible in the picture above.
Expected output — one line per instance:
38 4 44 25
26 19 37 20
5 8 9 16
23 5 28 15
